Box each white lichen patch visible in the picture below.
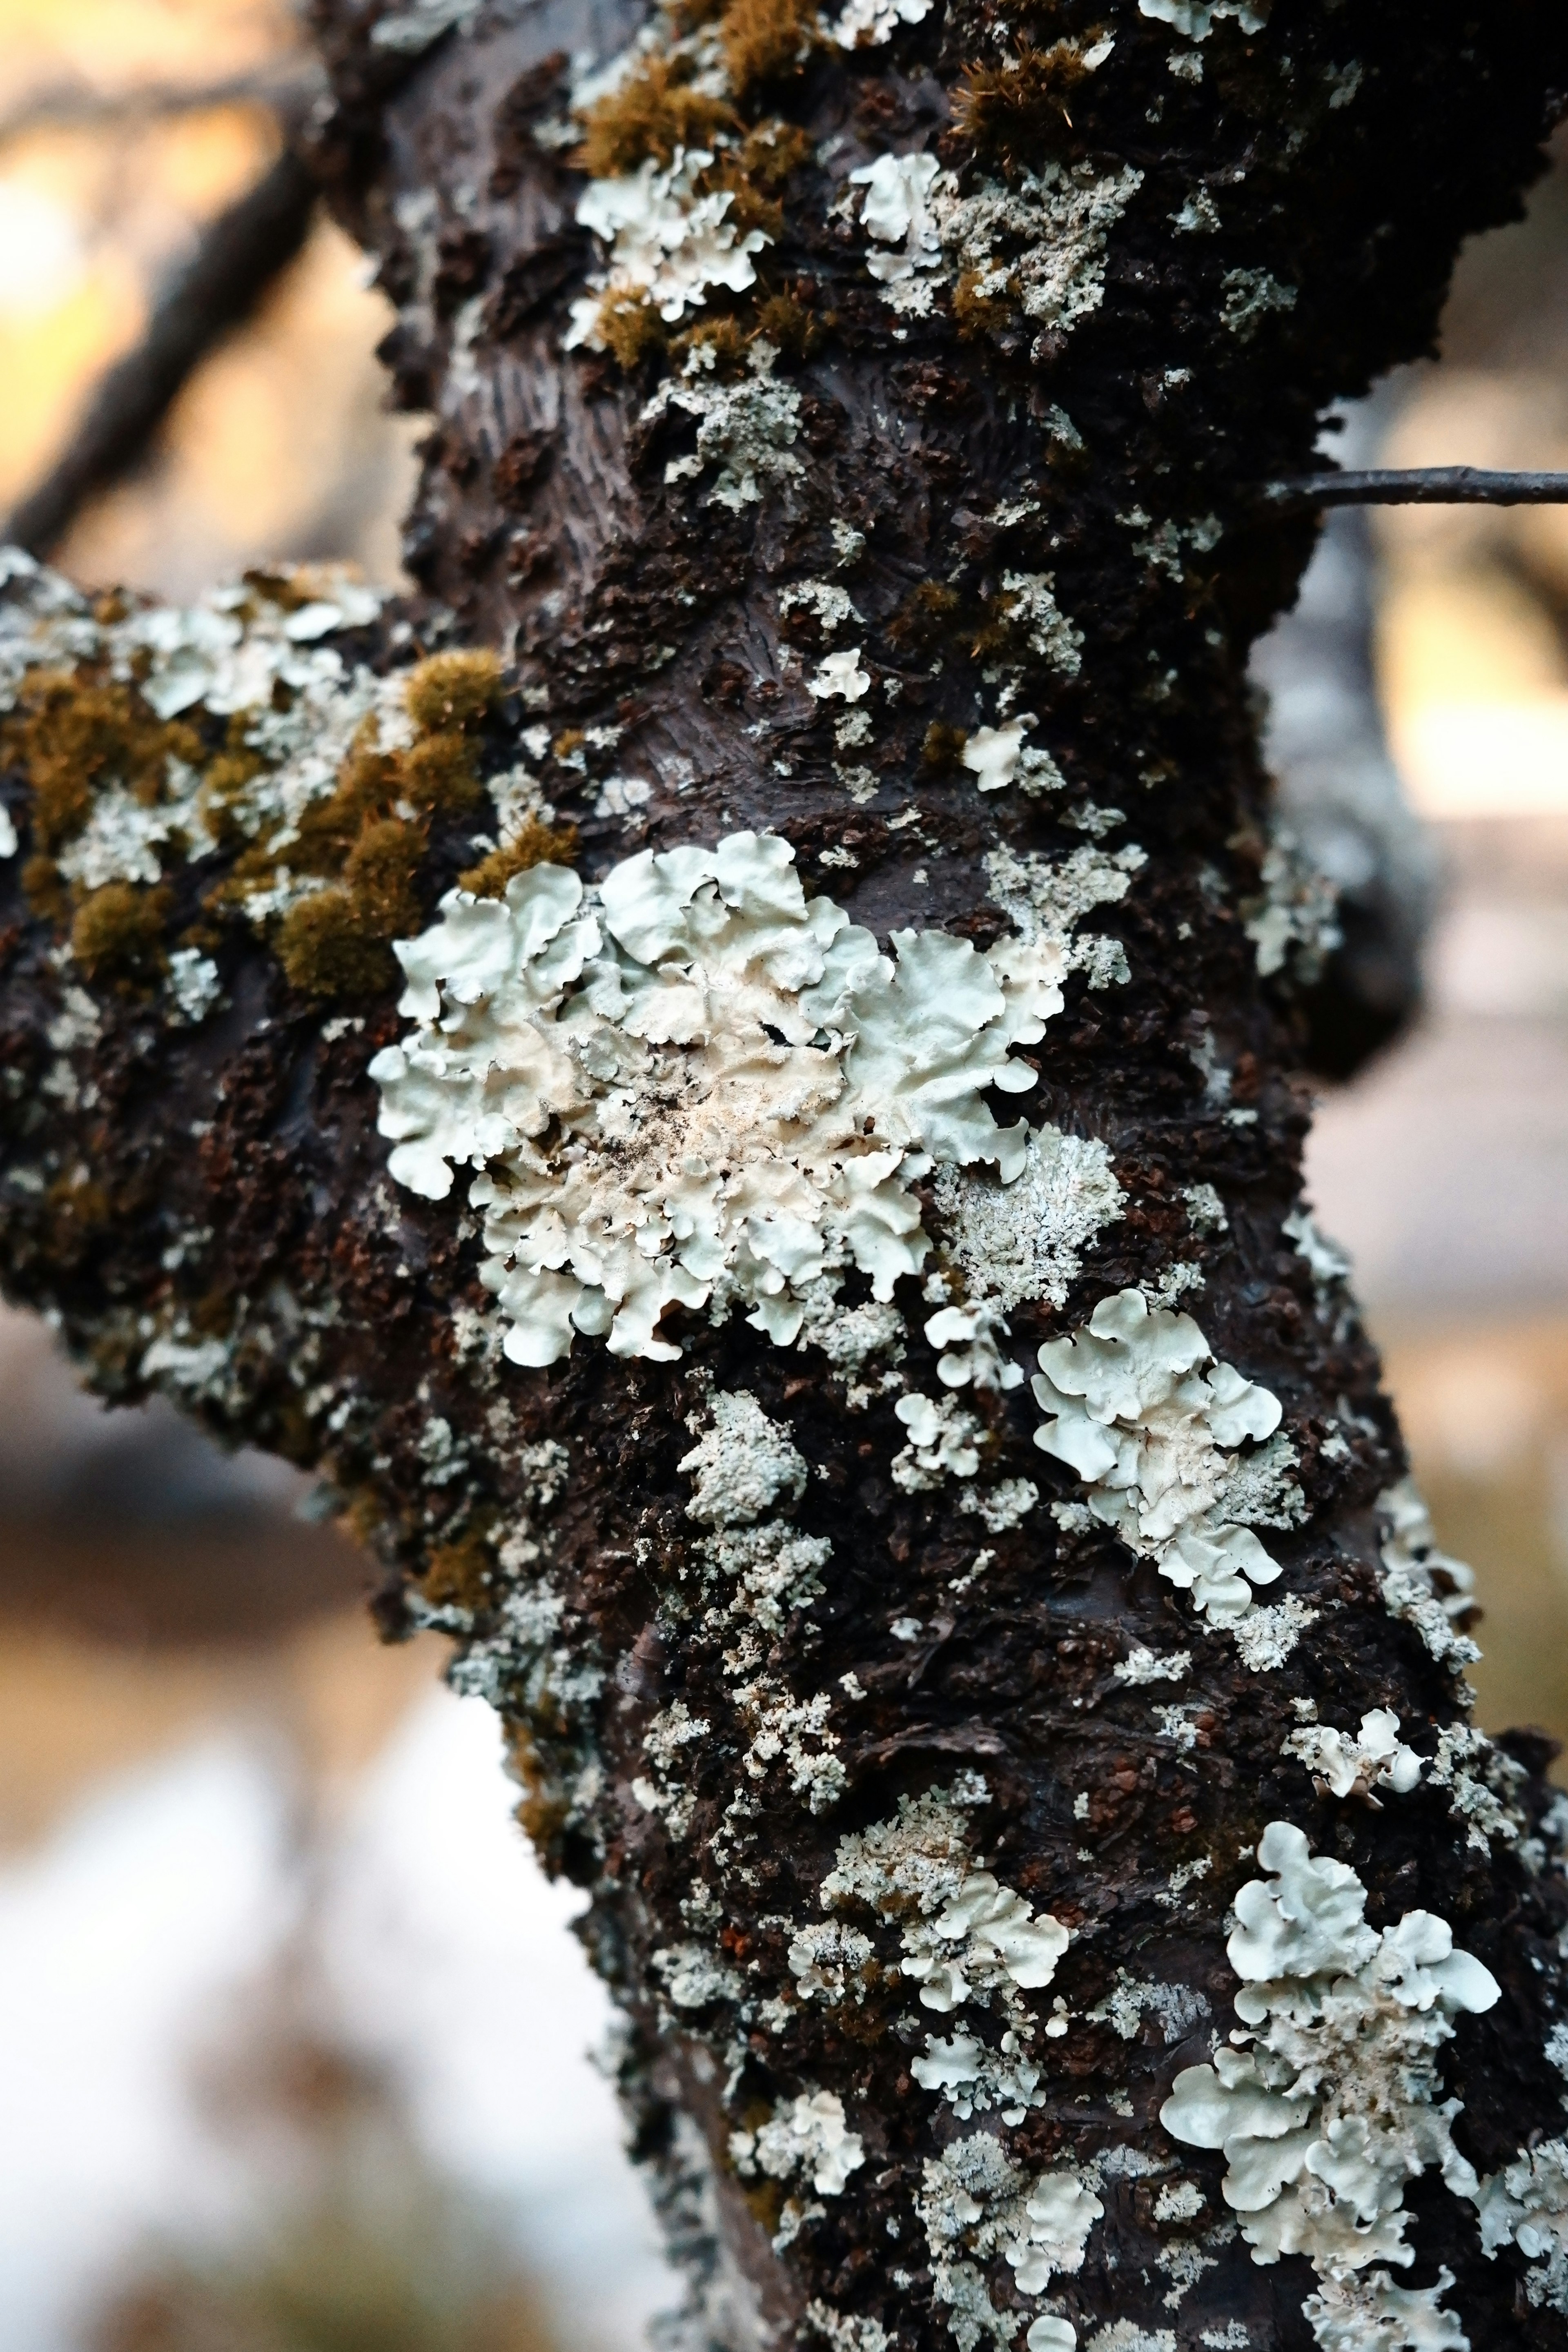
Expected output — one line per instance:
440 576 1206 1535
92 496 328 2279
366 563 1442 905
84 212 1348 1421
1030 1290 1288 1627
0 557 400 933
1425 1723 1528 1853
1301 2268 1466 2352
1230 1597 1318 1673
567 148 768 345
646 341 804 511
912 2027 1045 2123
634 1698 710 1838
900 1873 1071 2014
1282 1710 1423 1803
852 151 945 311
893 1391 983 1489
937 163 1145 356
1161 1822 1497 2320
681 1389 806 1526
818 1779 1069 2041
788 1919 878 2003
962 716 1062 795
1376 1479 1479 1672
820 1777 987 1918
828 0 931 46
932 1126 1124 1319
1139 0 1268 34
372 832 1089 1369
1479 2138 1568 2314
1220 267 1297 339
917 2136 1104 2339
779 579 863 635
731 2089 866 2195
1114 1645 1191 1686
1244 827 1343 982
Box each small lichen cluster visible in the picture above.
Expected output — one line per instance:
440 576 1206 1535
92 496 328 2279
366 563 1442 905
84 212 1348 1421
370 830 1100 1370
1031 1289 1299 1628
1162 1822 1498 2348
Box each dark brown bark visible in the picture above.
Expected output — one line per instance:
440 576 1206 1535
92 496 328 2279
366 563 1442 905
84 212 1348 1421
4 3 1568 2348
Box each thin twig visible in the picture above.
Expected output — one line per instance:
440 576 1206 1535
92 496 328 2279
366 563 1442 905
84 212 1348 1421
4 148 318 560
0 61 325 150
1264 466 1568 510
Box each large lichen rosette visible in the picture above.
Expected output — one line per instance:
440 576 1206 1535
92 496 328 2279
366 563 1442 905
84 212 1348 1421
370 832 1065 1365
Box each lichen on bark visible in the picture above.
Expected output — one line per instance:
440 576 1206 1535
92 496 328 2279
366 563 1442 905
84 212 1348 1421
4 1 1568 2347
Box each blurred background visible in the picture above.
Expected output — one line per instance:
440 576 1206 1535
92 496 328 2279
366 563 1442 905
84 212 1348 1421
0 2 1565 2346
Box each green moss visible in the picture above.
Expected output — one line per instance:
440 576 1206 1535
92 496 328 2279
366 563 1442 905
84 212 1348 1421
2 670 202 853
70 881 172 984
596 291 669 370
403 648 504 735
575 55 736 176
921 721 969 774
459 817 580 898
721 0 820 96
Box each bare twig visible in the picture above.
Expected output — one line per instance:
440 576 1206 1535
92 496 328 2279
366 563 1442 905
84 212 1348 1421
4 147 318 559
0 60 325 151
1264 465 1568 510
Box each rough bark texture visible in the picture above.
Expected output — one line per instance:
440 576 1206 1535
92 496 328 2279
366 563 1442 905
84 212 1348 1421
4 3 1568 2349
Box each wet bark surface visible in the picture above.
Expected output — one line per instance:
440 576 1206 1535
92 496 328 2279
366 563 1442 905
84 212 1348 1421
4 1 1568 2345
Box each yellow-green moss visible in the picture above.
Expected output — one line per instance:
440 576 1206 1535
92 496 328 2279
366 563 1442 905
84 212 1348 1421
721 0 820 96
921 720 969 774
2 670 202 853
751 287 827 359
423 1532 494 1613
576 55 736 177
403 647 504 735
503 1722 571 1858
22 855 66 922
70 881 172 984
952 267 1018 340
458 816 580 898
596 290 669 369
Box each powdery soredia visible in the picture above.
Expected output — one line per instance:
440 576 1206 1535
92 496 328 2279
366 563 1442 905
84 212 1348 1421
370 832 1081 1367
1030 1288 1291 1625
1161 1822 1499 2345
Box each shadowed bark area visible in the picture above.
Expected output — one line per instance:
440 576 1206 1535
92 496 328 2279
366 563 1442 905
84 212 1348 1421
3 2 1568 2347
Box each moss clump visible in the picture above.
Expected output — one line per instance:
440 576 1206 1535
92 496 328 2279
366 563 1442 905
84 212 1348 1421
22 855 66 921
230 648 508 1002
71 881 172 984
921 721 969 774
403 648 504 735
721 0 819 96
576 56 736 176
2 670 201 853
276 817 425 1000
459 816 580 898
951 39 1102 172
952 268 1018 340
596 291 669 370
423 1534 494 1613
888 580 962 653
504 1724 570 1858
753 286 827 359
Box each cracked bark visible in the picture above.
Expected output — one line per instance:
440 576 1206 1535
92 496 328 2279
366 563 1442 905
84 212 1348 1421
3 2 1568 2347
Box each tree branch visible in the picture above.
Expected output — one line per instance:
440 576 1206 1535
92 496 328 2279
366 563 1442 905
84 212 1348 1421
3 145 319 559
0 60 325 151
1265 463 1568 508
